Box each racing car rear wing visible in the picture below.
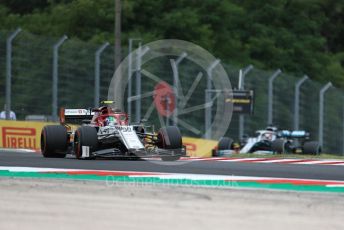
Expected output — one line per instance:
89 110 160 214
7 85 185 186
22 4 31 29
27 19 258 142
60 108 95 125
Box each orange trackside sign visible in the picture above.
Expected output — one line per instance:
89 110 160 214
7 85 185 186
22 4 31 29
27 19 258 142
2 127 37 149
182 137 218 158
0 120 56 151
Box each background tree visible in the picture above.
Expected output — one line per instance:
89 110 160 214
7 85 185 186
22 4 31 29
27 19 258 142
0 0 343 86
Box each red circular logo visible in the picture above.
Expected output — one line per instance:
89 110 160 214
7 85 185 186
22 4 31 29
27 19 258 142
153 82 176 117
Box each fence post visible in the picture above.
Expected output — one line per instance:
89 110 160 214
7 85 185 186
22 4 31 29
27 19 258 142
52 35 68 121
293 75 308 130
342 104 344 155
5 28 21 119
171 52 187 126
238 65 253 139
267 69 282 125
127 38 141 122
205 59 220 139
135 43 149 123
94 42 109 107
318 82 332 148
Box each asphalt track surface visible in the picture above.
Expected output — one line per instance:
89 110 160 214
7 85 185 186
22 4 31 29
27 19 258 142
1 151 344 181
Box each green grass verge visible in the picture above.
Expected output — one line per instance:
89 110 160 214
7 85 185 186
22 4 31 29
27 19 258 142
1 171 344 193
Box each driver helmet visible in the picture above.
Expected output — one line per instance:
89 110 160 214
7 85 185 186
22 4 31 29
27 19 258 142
104 116 116 126
266 125 277 132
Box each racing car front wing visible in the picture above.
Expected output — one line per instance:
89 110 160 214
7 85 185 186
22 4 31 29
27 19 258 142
80 146 186 159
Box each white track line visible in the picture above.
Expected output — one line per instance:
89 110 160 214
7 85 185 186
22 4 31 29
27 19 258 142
258 159 307 163
213 158 262 162
326 184 344 187
293 160 344 165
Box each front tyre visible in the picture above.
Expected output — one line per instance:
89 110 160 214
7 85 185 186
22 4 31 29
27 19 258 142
271 139 289 154
41 125 68 158
218 137 233 150
74 126 98 159
157 126 182 161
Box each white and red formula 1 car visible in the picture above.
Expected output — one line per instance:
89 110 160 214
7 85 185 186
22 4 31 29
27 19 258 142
41 102 186 161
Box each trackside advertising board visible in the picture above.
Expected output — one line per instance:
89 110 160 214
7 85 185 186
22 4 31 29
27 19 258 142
182 137 218 157
0 120 218 157
226 90 254 114
0 120 56 151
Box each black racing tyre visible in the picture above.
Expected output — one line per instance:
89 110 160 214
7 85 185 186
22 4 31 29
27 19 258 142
157 126 182 149
271 139 287 154
41 125 68 158
157 126 182 161
218 137 233 150
303 141 321 155
74 126 98 159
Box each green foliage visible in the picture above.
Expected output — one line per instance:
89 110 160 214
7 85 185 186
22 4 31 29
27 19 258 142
0 0 343 86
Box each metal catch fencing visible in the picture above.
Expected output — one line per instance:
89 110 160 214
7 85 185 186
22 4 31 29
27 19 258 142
0 29 116 121
1 29 343 154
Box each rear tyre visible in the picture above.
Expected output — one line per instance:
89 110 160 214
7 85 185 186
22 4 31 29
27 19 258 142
218 137 233 150
74 126 98 159
303 141 321 155
157 126 182 161
41 125 68 158
271 139 288 154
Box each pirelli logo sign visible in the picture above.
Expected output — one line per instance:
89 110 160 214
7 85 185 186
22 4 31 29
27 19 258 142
2 127 37 149
182 137 218 157
0 120 53 151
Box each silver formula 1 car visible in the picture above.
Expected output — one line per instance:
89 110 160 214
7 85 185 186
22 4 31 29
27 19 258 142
40 103 186 161
213 126 321 156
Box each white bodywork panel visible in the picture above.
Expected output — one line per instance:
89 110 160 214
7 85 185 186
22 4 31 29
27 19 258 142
240 130 277 154
81 146 90 158
117 126 144 150
65 109 95 116
98 125 144 150
240 138 258 153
